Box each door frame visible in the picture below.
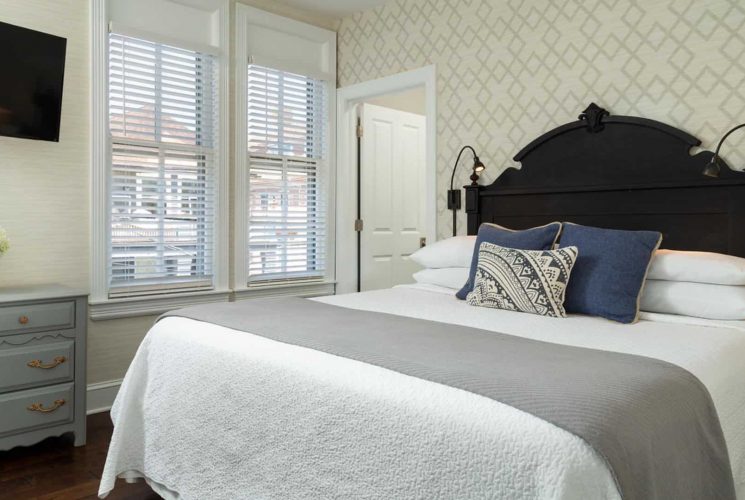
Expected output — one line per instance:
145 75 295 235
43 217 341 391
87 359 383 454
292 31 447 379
336 65 437 294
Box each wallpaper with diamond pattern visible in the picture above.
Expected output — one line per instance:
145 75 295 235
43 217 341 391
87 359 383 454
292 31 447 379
337 0 745 238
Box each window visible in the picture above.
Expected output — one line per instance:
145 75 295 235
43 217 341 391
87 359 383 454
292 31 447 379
108 33 217 297
245 65 327 284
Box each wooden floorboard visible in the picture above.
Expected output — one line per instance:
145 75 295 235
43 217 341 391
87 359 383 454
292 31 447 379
0 412 159 500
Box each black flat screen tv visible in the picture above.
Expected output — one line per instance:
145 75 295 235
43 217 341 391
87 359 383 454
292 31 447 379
0 21 67 142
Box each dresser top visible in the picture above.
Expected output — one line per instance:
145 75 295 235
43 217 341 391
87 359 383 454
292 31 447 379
0 284 88 303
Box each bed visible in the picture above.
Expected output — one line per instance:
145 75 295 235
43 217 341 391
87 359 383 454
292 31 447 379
100 104 745 500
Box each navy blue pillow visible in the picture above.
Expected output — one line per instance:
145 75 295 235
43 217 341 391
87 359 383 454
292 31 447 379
456 222 562 300
559 223 662 324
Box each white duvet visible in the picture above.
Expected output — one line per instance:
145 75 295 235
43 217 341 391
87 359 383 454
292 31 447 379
99 284 745 499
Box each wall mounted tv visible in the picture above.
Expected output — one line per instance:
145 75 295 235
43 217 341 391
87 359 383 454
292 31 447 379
0 21 67 142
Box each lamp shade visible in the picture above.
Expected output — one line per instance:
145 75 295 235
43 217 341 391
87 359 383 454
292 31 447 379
473 157 486 173
702 157 721 178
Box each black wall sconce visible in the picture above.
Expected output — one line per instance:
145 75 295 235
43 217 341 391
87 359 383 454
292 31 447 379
448 145 485 237
703 123 745 177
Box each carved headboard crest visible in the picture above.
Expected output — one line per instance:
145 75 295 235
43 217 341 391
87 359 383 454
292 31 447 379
578 103 609 133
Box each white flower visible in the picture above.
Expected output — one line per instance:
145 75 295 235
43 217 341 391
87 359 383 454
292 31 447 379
0 227 9 256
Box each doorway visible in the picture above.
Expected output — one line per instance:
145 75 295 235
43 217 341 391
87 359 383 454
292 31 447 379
357 95 426 291
336 66 437 294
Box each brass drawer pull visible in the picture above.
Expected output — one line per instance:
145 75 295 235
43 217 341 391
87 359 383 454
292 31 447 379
27 399 66 413
18 315 29 325
27 356 67 369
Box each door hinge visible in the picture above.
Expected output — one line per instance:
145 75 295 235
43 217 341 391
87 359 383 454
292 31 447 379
354 219 364 232
356 124 363 138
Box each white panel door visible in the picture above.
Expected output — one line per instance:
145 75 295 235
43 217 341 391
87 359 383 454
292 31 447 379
359 103 426 291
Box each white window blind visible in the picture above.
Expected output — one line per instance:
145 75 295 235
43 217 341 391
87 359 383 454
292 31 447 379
246 65 327 284
108 32 217 297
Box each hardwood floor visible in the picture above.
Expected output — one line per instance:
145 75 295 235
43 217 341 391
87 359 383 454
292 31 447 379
0 412 159 499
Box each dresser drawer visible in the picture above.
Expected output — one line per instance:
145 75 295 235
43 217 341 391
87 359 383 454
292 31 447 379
0 383 74 437
0 341 74 393
0 301 75 335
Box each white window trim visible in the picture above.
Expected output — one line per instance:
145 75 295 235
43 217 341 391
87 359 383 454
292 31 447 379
233 281 336 302
89 289 232 320
90 0 230 319
233 4 337 295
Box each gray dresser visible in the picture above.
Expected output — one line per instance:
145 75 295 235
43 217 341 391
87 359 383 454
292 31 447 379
0 285 87 451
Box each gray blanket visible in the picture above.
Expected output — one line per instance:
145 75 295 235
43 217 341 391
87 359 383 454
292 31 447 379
160 297 735 500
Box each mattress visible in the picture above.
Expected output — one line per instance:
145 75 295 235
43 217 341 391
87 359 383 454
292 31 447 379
99 284 745 499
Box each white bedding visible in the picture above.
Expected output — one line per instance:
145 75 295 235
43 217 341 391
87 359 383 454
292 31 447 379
100 284 745 499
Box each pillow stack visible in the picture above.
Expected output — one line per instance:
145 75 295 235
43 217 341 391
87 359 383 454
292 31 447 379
409 235 474 289
410 222 664 323
409 222 745 323
409 221 564 294
641 250 745 320
459 222 661 323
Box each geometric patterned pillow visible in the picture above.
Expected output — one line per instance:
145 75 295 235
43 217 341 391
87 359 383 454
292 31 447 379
466 242 579 318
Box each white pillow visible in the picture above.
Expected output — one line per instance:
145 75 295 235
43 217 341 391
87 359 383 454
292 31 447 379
412 267 469 290
409 236 476 269
647 249 745 285
640 280 745 320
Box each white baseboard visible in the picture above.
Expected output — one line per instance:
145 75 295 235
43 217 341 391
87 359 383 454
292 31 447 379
87 379 122 415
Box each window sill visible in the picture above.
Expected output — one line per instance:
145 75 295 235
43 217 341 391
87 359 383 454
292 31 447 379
89 282 336 320
89 289 232 321
233 281 336 301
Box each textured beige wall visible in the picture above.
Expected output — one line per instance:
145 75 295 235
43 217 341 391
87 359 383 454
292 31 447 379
0 0 132 386
87 315 159 382
0 0 90 290
337 0 745 238
0 1 129 383
0 0 337 385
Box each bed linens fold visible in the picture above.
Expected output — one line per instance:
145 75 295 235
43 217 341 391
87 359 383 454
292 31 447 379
161 297 736 500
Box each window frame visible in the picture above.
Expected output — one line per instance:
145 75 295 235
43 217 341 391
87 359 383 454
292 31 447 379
233 4 336 297
107 33 217 297
90 0 230 319
246 66 328 286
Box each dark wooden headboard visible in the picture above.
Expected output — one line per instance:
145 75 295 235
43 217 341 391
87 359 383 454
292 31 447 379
465 103 745 257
